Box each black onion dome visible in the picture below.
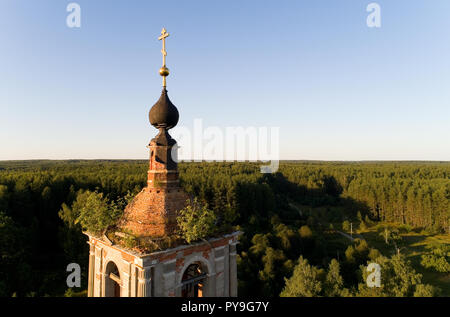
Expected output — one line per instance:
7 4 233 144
149 88 179 130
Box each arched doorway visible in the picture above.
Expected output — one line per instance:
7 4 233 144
104 261 121 297
181 262 208 297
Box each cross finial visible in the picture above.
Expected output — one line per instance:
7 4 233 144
158 28 169 66
158 28 170 87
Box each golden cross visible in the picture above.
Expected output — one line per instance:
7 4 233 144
158 28 169 66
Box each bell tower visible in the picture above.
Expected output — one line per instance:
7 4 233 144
118 37 188 237
85 28 240 297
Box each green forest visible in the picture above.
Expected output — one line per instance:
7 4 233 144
0 160 449 297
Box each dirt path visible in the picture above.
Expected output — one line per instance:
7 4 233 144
337 230 364 242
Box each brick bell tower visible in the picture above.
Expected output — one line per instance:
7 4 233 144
86 28 240 297
118 81 189 237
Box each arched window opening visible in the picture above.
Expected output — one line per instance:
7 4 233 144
181 262 207 297
105 261 121 297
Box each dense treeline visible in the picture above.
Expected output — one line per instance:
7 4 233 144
279 162 449 232
0 160 448 296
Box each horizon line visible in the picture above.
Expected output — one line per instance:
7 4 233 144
1 159 449 163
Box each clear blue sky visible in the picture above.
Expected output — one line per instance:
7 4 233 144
1 0 449 161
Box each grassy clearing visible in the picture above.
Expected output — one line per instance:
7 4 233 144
359 227 450 296
290 202 449 296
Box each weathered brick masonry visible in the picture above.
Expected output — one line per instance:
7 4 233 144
87 231 240 297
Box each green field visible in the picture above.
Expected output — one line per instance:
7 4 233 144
356 226 450 296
